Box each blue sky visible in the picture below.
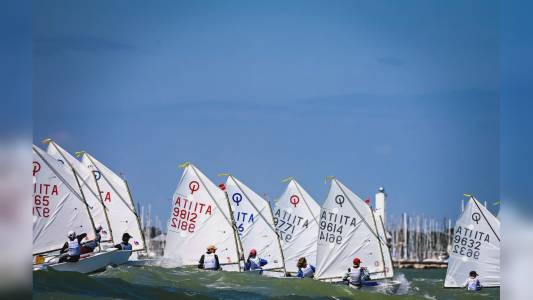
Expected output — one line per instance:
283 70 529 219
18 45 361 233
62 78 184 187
33 0 501 223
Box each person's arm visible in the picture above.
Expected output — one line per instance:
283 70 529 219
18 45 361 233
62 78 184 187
214 254 221 270
244 258 251 271
362 267 370 280
310 265 316 273
77 233 87 243
463 279 469 288
296 269 303 278
198 255 205 269
114 243 122 250
259 258 268 267
59 242 68 254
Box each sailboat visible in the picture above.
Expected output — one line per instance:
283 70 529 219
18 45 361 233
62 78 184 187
162 163 242 270
79 151 146 254
315 178 397 290
222 174 286 275
273 177 320 274
32 145 130 273
44 140 113 245
444 195 500 288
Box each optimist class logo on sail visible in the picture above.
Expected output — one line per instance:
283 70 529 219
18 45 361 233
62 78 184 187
32 161 58 218
169 181 213 234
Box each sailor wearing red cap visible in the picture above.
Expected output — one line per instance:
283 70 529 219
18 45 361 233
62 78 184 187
244 249 268 273
343 257 371 286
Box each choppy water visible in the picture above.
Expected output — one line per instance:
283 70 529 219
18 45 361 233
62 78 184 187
33 265 499 299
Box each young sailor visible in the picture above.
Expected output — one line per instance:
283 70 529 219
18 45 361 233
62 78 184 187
114 233 133 251
463 271 482 291
343 257 371 286
244 249 268 273
198 245 221 271
296 257 315 278
59 231 87 263
81 224 103 254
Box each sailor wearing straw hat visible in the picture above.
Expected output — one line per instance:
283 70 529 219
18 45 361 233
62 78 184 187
198 245 221 271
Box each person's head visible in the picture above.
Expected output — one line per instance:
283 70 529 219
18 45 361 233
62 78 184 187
95 224 102 232
249 249 257 257
297 257 307 269
67 230 76 241
122 233 132 243
353 257 361 268
469 271 478 278
207 245 217 253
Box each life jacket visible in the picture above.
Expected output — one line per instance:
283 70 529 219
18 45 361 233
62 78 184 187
301 265 314 278
348 267 366 285
68 239 80 256
466 278 481 291
248 257 262 270
121 242 132 251
203 253 217 270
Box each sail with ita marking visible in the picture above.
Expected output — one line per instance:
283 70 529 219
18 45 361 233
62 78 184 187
273 178 320 273
163 164 241 268
80 152 145 251
225 175 285 272
45 141 113 243
33 145 96 255
444 196 500 287
315 178 393 280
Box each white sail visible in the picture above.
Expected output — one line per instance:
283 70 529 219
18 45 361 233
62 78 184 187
225 175 285 271
33 145 95 255
273 179 320 273
315 179 392 280
374 212 394 278
163 164 241 267
444 197 500 287
46 142 113 243
81 153 145 251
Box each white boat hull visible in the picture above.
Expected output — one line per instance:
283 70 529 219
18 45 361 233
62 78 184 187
347 280 402 294
45 249 131 273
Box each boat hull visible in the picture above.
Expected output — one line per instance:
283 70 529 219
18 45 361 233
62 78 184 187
46 250 131 273
346 280 402 294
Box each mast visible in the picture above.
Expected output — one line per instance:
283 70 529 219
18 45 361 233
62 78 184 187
125 180 147 251
220 184 244 272
267 200 287 275
370 207 388 277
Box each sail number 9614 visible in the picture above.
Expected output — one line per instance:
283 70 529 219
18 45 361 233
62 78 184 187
319 221 343 245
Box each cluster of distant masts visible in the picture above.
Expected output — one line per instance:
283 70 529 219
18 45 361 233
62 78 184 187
138 203 165 258
387 199 491 263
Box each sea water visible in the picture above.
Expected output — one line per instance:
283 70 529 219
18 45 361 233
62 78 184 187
33 266 499 299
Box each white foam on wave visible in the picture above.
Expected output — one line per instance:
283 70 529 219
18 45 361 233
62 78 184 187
422 293 436 300
394 272 411 295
